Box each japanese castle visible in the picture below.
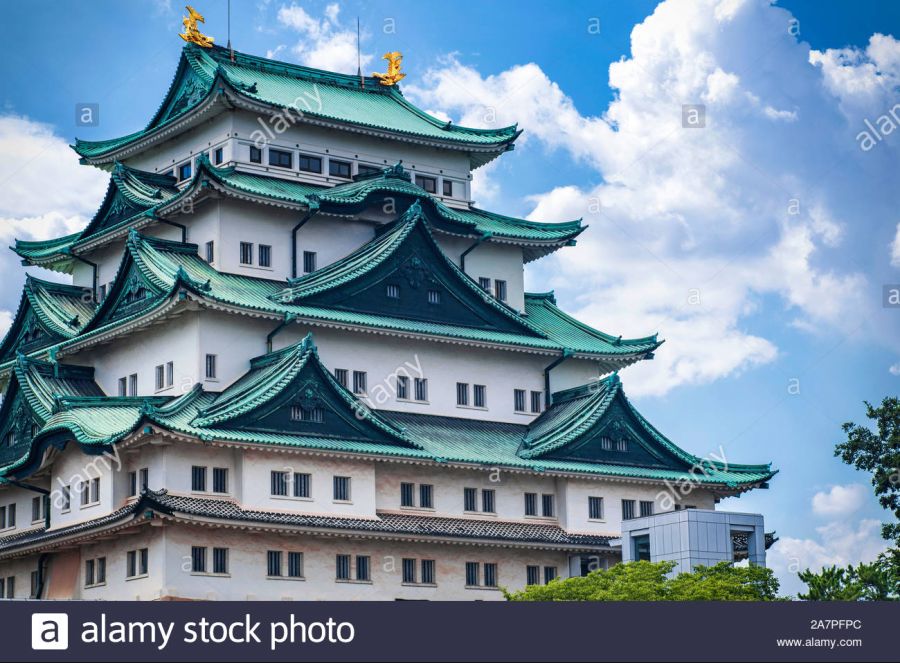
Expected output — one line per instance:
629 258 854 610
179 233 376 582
0 40 775 600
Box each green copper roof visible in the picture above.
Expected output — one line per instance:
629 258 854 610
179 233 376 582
11 233 81 274
11 355 103 423
73 44 519 165
2 355 774 489
0 276 96 363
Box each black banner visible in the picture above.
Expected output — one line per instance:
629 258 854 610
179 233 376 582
15 601 899 662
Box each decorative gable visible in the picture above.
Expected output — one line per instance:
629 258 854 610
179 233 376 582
194 334 416 448
0 386 38 469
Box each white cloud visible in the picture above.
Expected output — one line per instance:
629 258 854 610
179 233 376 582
0 115 107 340
891 223 900 267
275 3 372 74
890 362 900 376
407 0 899 395
767 519 888 597
811 483 868 517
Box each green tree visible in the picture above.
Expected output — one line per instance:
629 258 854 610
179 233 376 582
797 397 900 600
504 560 780 601
835 397 900 545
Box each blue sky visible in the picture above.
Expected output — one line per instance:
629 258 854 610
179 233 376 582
1 0 898 595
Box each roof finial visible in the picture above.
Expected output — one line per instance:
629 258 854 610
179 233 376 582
372 52 406 86
179 5 214 48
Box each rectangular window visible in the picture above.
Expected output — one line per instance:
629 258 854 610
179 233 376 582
258 244 272 268
293 472 311 498
386 283 400 299
303 251 317 273
298 154 322 173
271 471 289 496
79 481 88 507
463 487 477 512
482 489 496 513
494 279 507 302
268 148 293 168
240 242 253 265
622 499 636 521
414 377 428 402
62 485 71 512
4 576 12 599
478 276 491 292
98 284 107 302
336 554 351 581
0 506 6 529
352 370 367 395
427 289 441 305
329 159 351 178
334 368 348 388
588 496 604 520
542 494 555 518
333 476 351 502
544 566 557 584
396 375 409 400
526 565 540 586
166 361 174 387
414 175 437 193
30 570 38 598
85 559 95 586
118 377 127 397
640 500 655 517
212 547 228 574
524 492 537 517
205 354 217 379
212 467 228 493
530 391 543 413
419 484 433 509
31 496 42 523
474 384 486 408
421 559 436 584
400 482 414 507
288 552 304 578
90 477 100 504
214 147 223 165
402 558 416 584
191 466 207 492
514 389 526 412
484 563 498 587
127 549 148 578
456 382 469 406
249 146 262 163
129 373 138 396
6 504 14 528
205 240 215 263
356 555 370 581
267 550 282 577
465 562 479 587
442 179 453 197
178 162 192 181
357 163 381 176
138 467 148 492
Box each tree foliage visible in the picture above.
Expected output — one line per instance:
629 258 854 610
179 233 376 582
797 396 900 601
504 560 780 601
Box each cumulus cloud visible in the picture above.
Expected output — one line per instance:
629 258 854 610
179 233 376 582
768 519 888 597
811 483 868 517
274 3 372 74
890 362 900 376
407 0 899 395
0 115 107 338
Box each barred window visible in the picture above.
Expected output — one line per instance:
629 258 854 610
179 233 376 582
640 500 655 517
414 377 428 402
456 382 469 406
212 547 228 574
293 473 311 498
240 241 254 265
514 389 526 412
386 283 400 299
303 251 317 273
589 496 604 520
356 555 370 581
482 489 496 513
427 289 441 305
622 499 636 521
402 558 416 584
544 566 557 584
191 465 207 492
400 482 415 507
463 487 477 512
352 371 367 395
542 493 555 518
419 484 434 509
258 244 272 268
271 471 289 496
474 384 487 408
267 550 282 577
191 546 206 573
213 467 228 493
336 554 351 580
205 354 217 379
333 476 351 501
334 368 348 388
421 559 436 585
288 552 304 578
526 565 540 586
465 562 479 587
396 375 409 400
524 492 537 516
484 562 498 587
530 390 542 413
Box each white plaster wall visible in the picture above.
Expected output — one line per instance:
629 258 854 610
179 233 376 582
48 442 118 529
240 449 377 518
437 235 526 312
562 478 717 535
125 113 235 177
275 324 549 424
68 311 201 397
0 482 48 538
296 215 376 274
550 359 605 395
76 525 164 600
0 554 41 598
161 524 569 601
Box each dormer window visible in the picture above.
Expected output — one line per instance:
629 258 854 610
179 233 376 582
269 149 293 169
329 159 351 179
414 175 437 194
